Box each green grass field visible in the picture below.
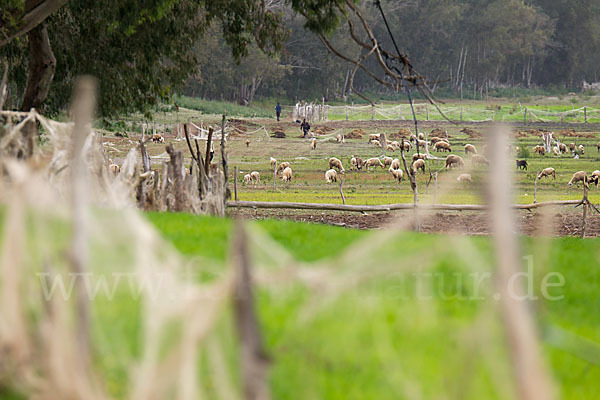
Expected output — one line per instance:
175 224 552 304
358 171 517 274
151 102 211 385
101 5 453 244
143 213 600 399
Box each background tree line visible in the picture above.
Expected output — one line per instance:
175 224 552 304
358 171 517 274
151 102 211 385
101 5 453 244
185 0 600 104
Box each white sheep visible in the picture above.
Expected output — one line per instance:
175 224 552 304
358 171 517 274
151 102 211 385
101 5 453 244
270 157 277 169
386 144 395 152
389 166 403 183
568 171 588 187
365 157 385 169
382 156 393 167
390 158 401 170
418 132 425 140
552 147 559 156
590 170 600 186
578 144 585 154
282 167 293 182
243 174 252 184
412 159 425 173
445 155 464 169
538 167 556 180
311 138 317 150
250 171 260 184
435 141 452 152
464 144 477 155
371 139 381 147
336 134 344 143
325 169 338 183
457 174 472 183
412 153 427 161
350 155 357 170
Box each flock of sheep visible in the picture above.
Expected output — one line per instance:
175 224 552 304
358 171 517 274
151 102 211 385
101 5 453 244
241 128 599 190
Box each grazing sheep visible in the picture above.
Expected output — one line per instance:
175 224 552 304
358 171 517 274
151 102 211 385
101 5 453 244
435 141 452 152
382 156 393 167
401 141 412 151
418 132 425 140
390 158 401 170
311 138 317 150
590 170 600 186
350 155 357 170
578 144 585 154
245 140 250 147
270 157 277 169
457 174 472 183
532 145 545 155
365 157 385 169
412 153 427 161
282 167 293 182
569 143 576 151
109 163 120 176
538 167 556 180
559 143 568 153
568 171 588 187
410 134 417 143
417 139 428 149
325 169 338 183
369 134 379 142
250 171 260 183
243 174 252 184
371 139 381 147
386 144 396 152
430 137 443 146
412 159 426 173
329 157 344 171
277 162 290 173
151 133 164 143
391 141 400 149
336 134 344 143
389 167 403 183
471 154 489 166
516 159 528 170
464 144 477 155
445 155 464 169
355 156 364 170
552 147 559 156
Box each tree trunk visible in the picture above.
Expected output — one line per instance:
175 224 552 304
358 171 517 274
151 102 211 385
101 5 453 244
21 22 56 112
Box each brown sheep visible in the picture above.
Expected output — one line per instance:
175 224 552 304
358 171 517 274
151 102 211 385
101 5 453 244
568 171 588 188
329 157 344 171
434 141 452 152
464 144 477 155
277 162 290 173
151 133 164 143
282 167 293 182
445 154 465 169
368 134 379 142
386 144 396 152
471 154 489 166
365 158 385 169
412 153 427 161
109 163 120 176
532 145 545 155
538 167 556 180
311 138 317 150
412 159 426 173
569 143 576 151
245 140 250 147
418 132 425 140
355 156 364 170
559 143 568 153
382 156 393 167
390 158 401 170
389 167 403 183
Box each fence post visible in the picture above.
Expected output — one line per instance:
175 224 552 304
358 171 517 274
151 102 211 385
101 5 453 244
534 170 540 204
345 105 348 121
426 103 429 121
339 177 346 204
272 164 276 192
460 106 463 122
524 107 527 124
585 106 588 123
371 104 375 120
234 166 238 201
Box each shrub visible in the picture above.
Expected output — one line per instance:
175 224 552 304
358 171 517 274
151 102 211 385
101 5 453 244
517 146 530 159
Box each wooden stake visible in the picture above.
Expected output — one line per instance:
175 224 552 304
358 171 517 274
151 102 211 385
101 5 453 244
339 177 346 205
533 170 540 204
205 127 213 175
234 166 239 201
272 164 276 192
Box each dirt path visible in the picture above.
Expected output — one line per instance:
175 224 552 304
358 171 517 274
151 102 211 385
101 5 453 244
228 208 600 237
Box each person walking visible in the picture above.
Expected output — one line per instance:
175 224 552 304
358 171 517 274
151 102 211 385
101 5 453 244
300 118 311 138
275 102 282 121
